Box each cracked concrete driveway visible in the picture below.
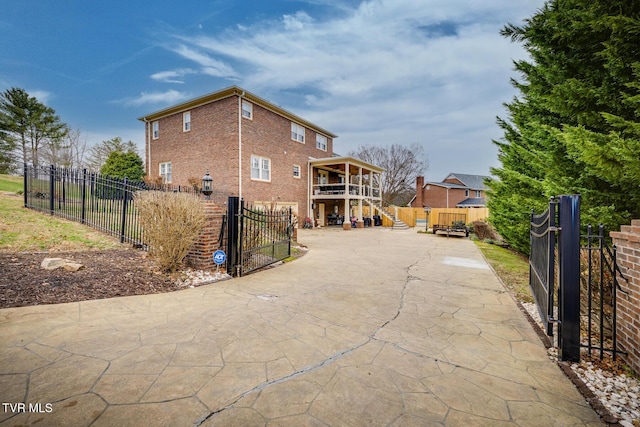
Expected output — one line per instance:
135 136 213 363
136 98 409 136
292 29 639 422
0 228 601 426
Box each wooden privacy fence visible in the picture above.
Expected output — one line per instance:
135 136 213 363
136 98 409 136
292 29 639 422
397 207 489 228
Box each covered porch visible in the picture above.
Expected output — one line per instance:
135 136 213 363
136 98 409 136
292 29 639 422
308 156 384 227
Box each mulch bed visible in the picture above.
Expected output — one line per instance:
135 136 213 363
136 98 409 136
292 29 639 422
0 249 184 309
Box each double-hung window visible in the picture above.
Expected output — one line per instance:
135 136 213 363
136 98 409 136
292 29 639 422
242 101 253 119
251 155 270 181
316 134 327 151
152 121 159 139
293 164 301 179
183 112 191 132
159 162 172 183
291 123 305 143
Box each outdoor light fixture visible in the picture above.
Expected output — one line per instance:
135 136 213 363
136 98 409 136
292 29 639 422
201 170 213 200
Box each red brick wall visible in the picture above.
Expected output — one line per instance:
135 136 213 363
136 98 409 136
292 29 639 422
145 94 333 220
411 185 474 208
146 96 239 203
186 200 226 270
610 219 640 374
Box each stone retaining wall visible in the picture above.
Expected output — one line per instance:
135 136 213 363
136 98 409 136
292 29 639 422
610 219 640 374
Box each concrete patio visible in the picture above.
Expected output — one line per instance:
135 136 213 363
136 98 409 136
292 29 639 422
0 228 602 426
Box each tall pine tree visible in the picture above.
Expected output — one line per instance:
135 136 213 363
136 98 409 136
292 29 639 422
488 0 640 254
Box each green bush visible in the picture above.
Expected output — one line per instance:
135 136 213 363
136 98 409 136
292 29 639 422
135 191 206 272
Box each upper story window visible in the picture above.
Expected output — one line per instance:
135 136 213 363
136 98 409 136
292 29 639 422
183 112 191 132
242 101 253 119
251 155 271 182
152 121 159 139
465 189 469 197
316 134 327 151
476 190 482 198
291 123 305 143
159 162 172 183
293 164 301 179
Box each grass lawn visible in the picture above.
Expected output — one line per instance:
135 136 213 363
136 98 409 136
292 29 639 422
0 174 122 252
0 173 23 193
475 240 533 303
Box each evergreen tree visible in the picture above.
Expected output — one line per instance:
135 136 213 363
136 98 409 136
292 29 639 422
488 0 640 254
87 136 138 172
100 150 144 181
0 130 16 174
0 88 68 169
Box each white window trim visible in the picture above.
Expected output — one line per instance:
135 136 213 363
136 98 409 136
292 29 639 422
291 122 305 143
251 155 271 182
242 100 253 120
316 134 327 151
183 112 191 132
293 164 301 179
159 161 172 183
152 121 159 140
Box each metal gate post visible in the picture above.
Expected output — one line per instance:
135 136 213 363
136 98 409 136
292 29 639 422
227 196 240 277
557 195 581 362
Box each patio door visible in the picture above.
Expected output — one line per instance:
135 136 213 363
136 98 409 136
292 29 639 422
318 203 325 227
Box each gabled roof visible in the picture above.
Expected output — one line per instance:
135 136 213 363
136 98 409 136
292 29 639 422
137 85 338 139
444 173 490 190
456 198 487 207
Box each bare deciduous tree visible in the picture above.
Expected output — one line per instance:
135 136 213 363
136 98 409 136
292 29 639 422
349 143 428 206
86 136 138 172
41 127 88 169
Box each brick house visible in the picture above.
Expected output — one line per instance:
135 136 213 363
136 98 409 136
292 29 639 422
138 86 383 224
410 173 490 209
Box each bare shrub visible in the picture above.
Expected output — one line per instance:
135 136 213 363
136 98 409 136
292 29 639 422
473 220 500 241
135 191 206 272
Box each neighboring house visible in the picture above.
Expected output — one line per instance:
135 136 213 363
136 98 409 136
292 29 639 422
409 173 490 209
138 86 383 224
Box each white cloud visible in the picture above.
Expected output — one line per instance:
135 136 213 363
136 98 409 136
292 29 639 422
154 0 543 179
27 89 53 104
115 90 191 107
150 68 197 84
169 44 237 78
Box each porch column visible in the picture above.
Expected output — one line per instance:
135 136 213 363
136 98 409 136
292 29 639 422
344 198 350 221
358 199 363 220
345 161 350 195
359 166 363 197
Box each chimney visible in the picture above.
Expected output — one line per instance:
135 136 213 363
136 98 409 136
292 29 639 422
415 176 424 207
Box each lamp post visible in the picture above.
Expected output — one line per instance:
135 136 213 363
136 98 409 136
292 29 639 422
424 206 432 231
201 171 213 200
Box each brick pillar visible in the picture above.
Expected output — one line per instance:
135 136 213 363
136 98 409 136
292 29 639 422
610 219 640 374
415 176 424 207
187 200 226 271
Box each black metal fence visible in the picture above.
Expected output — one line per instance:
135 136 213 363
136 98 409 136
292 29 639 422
23 164 196 247
226 196 293 277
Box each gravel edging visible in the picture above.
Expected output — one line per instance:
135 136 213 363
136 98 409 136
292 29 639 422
515 300 622 426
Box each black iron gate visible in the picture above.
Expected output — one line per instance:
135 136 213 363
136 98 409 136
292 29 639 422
581 225 628 361
530 195 627 362
529 195 581 362
227 196 293 277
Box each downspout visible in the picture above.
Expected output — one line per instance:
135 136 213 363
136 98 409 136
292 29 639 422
142 118 151 177
307 160 311 223
238 91 244 198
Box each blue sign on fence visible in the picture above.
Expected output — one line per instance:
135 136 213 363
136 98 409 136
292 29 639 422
213 250 226 265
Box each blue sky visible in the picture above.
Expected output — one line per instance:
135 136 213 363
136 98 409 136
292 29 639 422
1 0 545 181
